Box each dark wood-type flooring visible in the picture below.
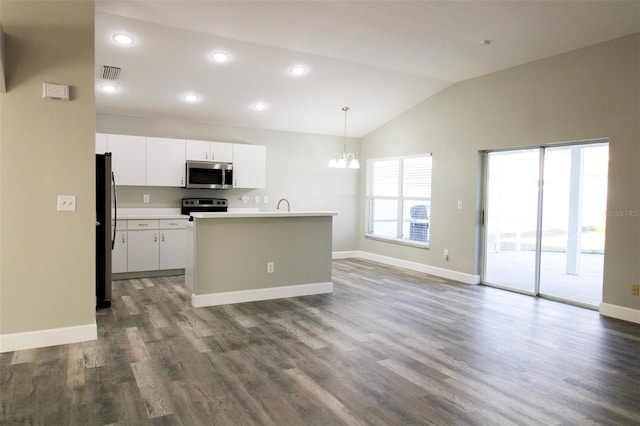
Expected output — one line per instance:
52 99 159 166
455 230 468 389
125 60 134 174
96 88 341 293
1 259 639 425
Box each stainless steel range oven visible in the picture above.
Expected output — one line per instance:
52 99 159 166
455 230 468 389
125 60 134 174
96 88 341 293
181 198 228 220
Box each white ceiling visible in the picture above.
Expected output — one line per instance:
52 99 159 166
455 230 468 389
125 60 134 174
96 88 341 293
95 1 640 137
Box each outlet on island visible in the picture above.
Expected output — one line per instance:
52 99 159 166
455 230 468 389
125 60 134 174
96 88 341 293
267 262 275 274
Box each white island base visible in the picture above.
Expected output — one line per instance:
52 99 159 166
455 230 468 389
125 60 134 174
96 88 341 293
186 212 337 308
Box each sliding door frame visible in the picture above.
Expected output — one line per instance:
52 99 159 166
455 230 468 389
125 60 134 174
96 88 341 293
479 138 609 310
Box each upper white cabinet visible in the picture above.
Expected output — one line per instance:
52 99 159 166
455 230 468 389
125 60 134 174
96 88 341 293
186 140 232 163
146 137 186 187
233 144 266 189
107 134 147 186
96 133 265 189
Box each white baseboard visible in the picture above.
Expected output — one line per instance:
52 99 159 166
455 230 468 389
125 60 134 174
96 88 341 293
333 250 480 285
599 303 640 324
191 282 334 308
332 251 361 259
0 323 97 353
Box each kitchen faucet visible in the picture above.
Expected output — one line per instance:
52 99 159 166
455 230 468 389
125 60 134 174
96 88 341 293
277 198 290 212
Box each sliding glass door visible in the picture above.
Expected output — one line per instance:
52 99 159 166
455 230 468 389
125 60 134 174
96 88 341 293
482 142 608 308
483 149 541 294
539 144 608 306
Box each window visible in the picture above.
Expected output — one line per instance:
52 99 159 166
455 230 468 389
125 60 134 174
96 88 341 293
366 155 432 246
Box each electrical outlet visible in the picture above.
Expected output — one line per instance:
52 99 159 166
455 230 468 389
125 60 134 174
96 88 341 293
143 194 150 203
267 262 275 273
632 284 639 296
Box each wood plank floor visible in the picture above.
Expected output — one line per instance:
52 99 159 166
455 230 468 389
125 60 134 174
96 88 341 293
1 259 639 425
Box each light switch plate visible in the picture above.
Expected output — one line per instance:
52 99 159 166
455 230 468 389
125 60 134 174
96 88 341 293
43 82 69 100
57 195 76 211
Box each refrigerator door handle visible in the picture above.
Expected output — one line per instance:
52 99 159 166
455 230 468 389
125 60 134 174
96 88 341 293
112 171 118 250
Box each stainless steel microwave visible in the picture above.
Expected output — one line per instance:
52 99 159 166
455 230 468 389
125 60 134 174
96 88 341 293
185 160 233 189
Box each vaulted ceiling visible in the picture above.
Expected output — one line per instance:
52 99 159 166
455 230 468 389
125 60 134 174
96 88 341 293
95 1 640 137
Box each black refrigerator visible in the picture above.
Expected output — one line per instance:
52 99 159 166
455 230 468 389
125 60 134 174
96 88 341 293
96 153 116 309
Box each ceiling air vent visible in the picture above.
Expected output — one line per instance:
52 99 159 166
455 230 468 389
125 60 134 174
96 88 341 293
99 65 121 81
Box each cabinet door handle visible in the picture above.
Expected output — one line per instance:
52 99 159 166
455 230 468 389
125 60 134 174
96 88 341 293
205 152 208 160
154 233 157 242
161 233 165 242
121 234 125 243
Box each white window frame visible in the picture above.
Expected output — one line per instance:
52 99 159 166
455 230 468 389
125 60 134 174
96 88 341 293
365 154 432 248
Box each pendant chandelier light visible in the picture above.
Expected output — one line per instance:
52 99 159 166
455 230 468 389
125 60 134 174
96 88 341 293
328 107 360 169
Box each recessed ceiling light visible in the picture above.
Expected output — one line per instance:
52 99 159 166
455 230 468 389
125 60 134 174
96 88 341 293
210 51 231 63
99 84 119 93
183 93 201 103
252 102 269 112
289 65 308 76
112 33 135 46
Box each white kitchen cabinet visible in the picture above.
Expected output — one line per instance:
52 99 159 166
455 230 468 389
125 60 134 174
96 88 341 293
126 220 160 272
127 230 159 272
112 230 128 273
186 140 233 162
159 219 187 270
160 229 186 269
233 144 266 189
107 134 146 186
114 218 187 274
146 137 186 187
95 133 107 154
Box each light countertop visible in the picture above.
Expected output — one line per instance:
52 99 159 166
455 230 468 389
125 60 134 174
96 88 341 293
116 208 337 220
191 211 338 219
116 208 188 220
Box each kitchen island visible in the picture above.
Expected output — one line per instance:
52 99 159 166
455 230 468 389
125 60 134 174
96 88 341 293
185 211 337 308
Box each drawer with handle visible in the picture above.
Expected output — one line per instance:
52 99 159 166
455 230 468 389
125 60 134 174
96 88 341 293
159 219 187 229
127 219 160 230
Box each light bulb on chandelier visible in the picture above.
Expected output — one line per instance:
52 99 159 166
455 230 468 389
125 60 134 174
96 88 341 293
328 106 359 169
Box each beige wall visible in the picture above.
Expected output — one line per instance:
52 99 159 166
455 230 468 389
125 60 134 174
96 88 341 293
0 1 96 335
360 34 640 311
193 216 333 294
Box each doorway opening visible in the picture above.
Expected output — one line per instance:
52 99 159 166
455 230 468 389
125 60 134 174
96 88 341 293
481 140 609 309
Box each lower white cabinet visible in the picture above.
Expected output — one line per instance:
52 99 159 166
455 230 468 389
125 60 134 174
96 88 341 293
112 225 128 273
116 218 187 274
159 228 185 270
127 229 160 272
